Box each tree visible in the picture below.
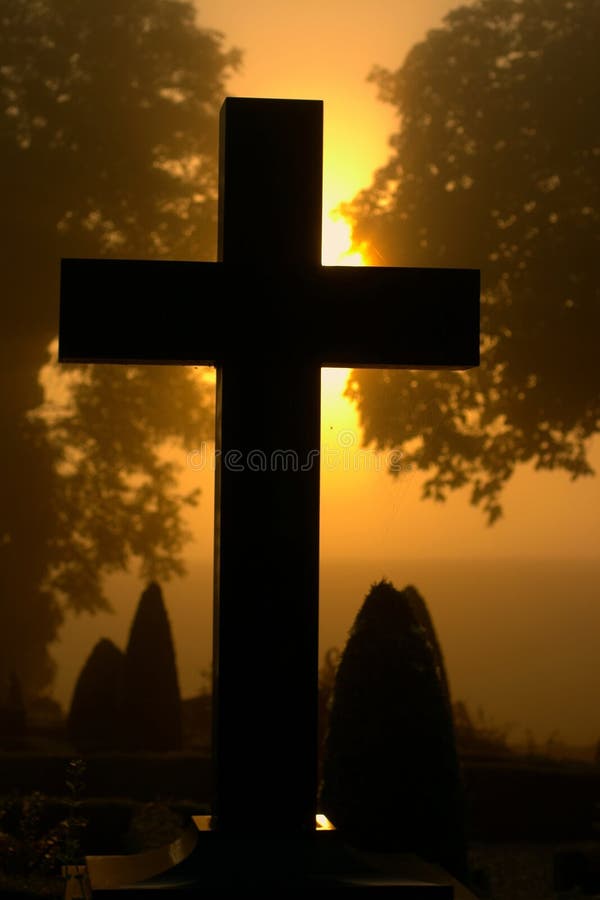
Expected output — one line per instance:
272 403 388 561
0 0 240 696
404 584 452 712
317 646 341 782
118 581 182 751
344 0 599 523
320 579 467 880
67 638 124 750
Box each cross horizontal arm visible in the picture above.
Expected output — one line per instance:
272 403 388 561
59 258 479 368
59 258 226 365
306 265 480 368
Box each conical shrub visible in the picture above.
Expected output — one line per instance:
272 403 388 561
403 584 452 712
320 579 467 880
67 638 124 750
119 582 182 751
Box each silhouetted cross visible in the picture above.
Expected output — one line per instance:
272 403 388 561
59 98 479 835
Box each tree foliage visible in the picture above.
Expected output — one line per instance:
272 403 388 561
320 580 467 879
118 581 183 751
67 637 124 750
317 646 341 781
0 0 239 695
345 0 599 523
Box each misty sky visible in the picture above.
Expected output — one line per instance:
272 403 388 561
188 0 600 560
54 0 600 747
198 0 462 212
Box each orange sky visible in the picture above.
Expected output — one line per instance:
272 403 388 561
53 0 600 744
197 0 473 262
183 0 600 561
176 368 600 563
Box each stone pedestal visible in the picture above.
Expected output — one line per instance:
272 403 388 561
85 816 479 897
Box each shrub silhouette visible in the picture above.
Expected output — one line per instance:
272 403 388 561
67 638 124 750
403 584 452 713
320 579 467 880
118 582 183 751
318 647 341 782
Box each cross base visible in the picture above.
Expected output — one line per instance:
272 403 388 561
84 816 479 897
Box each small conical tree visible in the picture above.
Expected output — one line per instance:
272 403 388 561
320 579 467 881
67 638 124 750
119 582 183 751
403 584 452 713
318 647 341 783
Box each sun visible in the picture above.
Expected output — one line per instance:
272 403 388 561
321 366 351 396
193 211 362 425
321 212 365 267
319 209 364 422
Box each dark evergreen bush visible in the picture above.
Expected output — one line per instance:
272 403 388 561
403 584 452 712
67 638 123 750
119 582 183 751
320 579 467 880
317 647 340 782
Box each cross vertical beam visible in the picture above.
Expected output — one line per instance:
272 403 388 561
57 94 480 859
212 99 323 832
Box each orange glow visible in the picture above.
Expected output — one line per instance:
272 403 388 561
321 366 350 402
316 813 335 830
321 367 353 434
321 212 365 267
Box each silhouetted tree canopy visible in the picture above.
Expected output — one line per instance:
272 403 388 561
0 0 239 695
118 582 183 751
345 0 599 522
317 646 341 780
67 637 124 750
403 584 452 712
320 580 467 879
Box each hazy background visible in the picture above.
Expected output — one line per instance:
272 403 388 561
54 370 600 746
50 0 600 747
